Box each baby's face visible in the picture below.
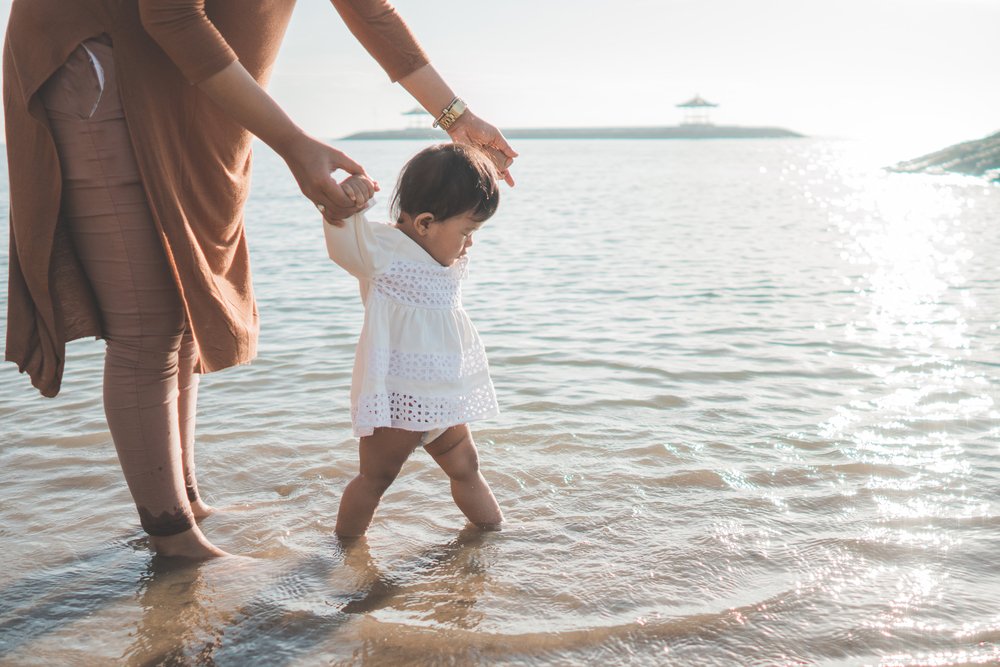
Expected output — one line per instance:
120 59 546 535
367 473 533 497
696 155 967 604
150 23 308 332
421 212 484 266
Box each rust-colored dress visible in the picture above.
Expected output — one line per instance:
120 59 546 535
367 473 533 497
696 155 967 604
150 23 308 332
3 0 428 397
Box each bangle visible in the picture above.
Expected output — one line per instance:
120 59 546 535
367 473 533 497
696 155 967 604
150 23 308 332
432 97 467 130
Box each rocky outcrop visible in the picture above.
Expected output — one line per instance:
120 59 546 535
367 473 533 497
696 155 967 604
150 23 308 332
891 131 1000 180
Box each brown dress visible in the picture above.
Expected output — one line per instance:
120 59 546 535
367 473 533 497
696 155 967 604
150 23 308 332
3 0 428 397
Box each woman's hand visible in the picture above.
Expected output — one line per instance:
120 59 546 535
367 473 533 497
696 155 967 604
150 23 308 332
278 132 378 222
395 65 518 186
446 111 518 187
324 174 378 228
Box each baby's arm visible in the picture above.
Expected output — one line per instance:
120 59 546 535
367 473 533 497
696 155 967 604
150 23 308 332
322 176 391 279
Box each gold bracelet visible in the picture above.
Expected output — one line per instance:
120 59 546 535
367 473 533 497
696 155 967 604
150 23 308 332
432 97 467 130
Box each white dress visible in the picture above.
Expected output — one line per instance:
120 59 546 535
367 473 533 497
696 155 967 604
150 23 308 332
323 212 499 437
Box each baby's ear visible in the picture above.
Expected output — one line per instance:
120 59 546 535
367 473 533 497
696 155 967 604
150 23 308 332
414 212 435 235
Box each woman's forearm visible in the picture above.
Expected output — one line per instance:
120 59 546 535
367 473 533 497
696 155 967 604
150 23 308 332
397 64 458 120
197 61 304 156
197 61 369 218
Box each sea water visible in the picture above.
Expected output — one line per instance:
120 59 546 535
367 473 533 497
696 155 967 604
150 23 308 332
1 139 998 665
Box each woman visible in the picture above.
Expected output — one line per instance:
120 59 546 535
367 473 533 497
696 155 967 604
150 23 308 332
3 0 516 559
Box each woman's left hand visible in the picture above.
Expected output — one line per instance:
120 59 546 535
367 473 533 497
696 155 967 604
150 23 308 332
447 111 518 186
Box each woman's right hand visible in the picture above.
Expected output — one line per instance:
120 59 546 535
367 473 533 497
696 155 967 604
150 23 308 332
278 132 377 222
446 111 518 187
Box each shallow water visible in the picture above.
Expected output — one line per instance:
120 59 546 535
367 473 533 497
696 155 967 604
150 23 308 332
2 139 999 666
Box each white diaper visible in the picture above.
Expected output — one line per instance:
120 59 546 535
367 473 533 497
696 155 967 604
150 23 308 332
420 427 448 446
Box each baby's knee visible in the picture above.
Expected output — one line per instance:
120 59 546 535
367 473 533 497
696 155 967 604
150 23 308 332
359 467 402 494
444 439 482 482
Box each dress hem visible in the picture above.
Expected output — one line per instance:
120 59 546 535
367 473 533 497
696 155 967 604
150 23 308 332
352 407 500 439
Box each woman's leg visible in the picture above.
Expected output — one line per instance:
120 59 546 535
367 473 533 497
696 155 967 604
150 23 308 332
335 428 423 537
177 329 213 518
41 41 225 558
424 425 503 529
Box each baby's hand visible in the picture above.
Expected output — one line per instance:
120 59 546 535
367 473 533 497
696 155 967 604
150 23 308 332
324 174 379 227
340 174 378 207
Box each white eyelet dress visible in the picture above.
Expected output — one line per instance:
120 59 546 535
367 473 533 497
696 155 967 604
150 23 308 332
324 212 499 437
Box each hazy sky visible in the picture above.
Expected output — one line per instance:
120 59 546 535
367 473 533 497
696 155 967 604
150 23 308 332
1 0 997 153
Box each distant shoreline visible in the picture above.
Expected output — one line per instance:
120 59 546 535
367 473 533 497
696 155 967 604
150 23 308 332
341 125 804 141
0 126 805 149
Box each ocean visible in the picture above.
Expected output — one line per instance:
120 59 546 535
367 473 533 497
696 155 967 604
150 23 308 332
1 138 998 665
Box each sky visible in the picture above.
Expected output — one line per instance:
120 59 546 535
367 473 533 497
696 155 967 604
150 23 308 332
1 0 997 154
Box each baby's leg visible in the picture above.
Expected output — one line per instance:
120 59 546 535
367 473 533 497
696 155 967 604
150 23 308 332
335 428 423 537
424 425 503 529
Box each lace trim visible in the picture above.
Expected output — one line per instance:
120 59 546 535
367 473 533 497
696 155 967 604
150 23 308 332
372 258 467 309
368 347 489 383
352 384 499 436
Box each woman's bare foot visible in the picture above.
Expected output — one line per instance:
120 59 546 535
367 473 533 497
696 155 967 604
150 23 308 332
148 525 231 559
190 499 215 520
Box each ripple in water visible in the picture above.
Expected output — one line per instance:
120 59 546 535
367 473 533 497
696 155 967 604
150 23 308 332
2 139 999 665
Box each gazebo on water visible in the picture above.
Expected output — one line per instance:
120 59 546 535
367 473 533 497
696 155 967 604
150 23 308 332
676 94 719 126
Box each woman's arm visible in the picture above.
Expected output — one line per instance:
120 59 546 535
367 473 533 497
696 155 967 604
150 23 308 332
331 0 518 186
197 63 370 220
139 0 516 219
138 0 372 220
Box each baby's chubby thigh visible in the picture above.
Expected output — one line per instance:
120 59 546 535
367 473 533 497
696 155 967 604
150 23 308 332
359 427 424 488
423 425 481 481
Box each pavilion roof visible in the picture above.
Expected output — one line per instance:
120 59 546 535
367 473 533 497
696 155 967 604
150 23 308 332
676 94 719 108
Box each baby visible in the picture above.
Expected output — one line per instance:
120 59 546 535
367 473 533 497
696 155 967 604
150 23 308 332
323 143 503 537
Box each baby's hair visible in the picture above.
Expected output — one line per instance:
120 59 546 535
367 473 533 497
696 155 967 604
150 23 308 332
391 143 500 224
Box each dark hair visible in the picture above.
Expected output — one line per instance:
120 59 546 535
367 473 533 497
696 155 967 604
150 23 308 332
391 143 500 224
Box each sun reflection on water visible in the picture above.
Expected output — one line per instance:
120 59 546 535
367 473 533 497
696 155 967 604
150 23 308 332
810 148 993 474
834 176 972 351
789 144 999 660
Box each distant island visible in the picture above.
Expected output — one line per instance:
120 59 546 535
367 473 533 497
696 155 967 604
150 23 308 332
341 125 803 141
891 130 1000 181
344 94 802 141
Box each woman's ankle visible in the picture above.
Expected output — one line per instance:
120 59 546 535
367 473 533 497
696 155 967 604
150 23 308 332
148 526 230 559
190 499 215 519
